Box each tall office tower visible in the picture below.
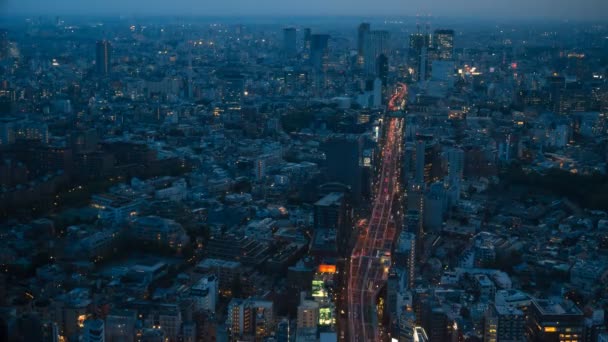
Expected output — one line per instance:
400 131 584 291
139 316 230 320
310 34 329 71
322 135 362 204
95 40 111 76
82 319 104 342
357 22 370 66
283 27 297 58
424 182 446 232
220 71 244 112
405 209 423 237
386 269 402 316
547 73 566 114
376 53 389 87
426 307 449 342
314 192 351 256
394 231 416 289
446 147 464 185
484 304 526 342
364 30 390 76
433 29 454 60
414 140 426 184
408 32 431 81
526 299 584 342
446 147 464 206
0 30 8 60
302 28 311 59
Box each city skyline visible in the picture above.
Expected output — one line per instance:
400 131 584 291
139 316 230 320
0 2 608 341
2 0 608 21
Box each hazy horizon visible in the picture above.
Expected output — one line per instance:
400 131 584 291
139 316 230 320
2 0 608 21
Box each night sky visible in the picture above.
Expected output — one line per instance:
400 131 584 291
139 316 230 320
2 0 607 20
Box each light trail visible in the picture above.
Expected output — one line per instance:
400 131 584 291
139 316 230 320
347 84 407 341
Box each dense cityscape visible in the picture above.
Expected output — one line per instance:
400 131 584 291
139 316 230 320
0 8 608 342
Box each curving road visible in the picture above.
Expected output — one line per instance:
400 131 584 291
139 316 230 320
347 84 406 341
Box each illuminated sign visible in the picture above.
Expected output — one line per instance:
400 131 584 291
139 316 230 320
319 307 333 325
544 327 557 332
312 280 326 298
318 264 336 274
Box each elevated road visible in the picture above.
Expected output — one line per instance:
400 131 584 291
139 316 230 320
347 84 406 341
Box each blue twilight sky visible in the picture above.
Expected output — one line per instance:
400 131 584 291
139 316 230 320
1 0 607 20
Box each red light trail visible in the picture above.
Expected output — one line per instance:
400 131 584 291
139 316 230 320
347 83 406 341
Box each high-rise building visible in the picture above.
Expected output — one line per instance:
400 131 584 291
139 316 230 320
219 70 244 113
547 73 566 114
297 293 319 330
0 29 8 60
226 299 274 340
322 135 362 204
276 318 296 342
82 319 105 342
394 232 416 289
446 147 464 186
484 304 525 342
283 28 297 58
105 309 136 342
376 53 389 87
423 182 446 232
313 192 351 255
405 209 423 237
313 192 346 230
191 274 218 313
95 40 111 75
433 29 454 60
364 30 389 76
398 311 417 342
526 299 584 342
310 34 329 71
414 140 426 184
357 23 370 66
409 32 431 81
302 28 312 60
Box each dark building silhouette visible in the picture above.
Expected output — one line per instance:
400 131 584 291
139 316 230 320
357 23 370 66
322 135 362 204
434 29 455 60
310 34 329 71
95 40 111 75
283 27 297 58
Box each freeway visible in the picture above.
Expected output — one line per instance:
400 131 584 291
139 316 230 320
347 84 406 341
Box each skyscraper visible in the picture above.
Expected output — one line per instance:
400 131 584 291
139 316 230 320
526 299 584 341
283 27 297 58
297 293 319 330
302 28 312 60
364 30 389 76
446 147 464 186
414 140 426 184
409 32 431 82
95 40 111 76
376 53 389 87
219 70 245 112
394 231 416 288
322 134 362 204
357 23 370 66
310 34 329 71
433 29 454 60
484 304 525 342
0 30 8 60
